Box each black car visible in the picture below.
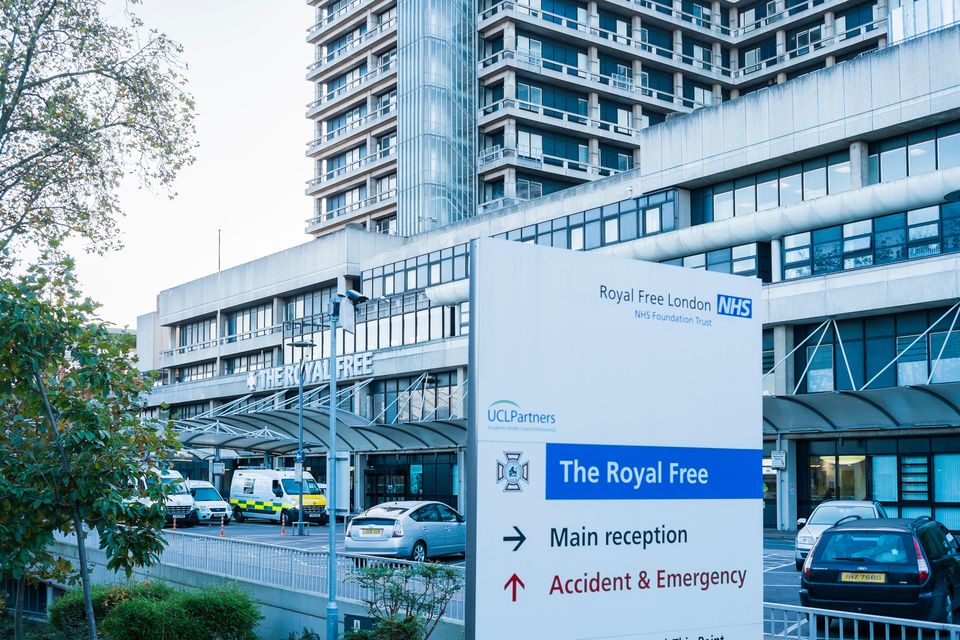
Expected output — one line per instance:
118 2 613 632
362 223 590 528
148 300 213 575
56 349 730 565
800 517 960 623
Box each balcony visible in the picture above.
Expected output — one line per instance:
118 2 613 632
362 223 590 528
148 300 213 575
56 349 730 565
305 144 397 195
479 0 734 81
477 145 630 180
306 102 397 156
306 59 397 117
306 17 397 81
480 97 650 142
307 0 370 43
478 197 525 214
306 188 397 229
734 17 885 80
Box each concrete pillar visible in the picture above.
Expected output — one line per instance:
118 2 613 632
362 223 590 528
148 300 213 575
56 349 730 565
456 448 467 513
675 189 692 228
711 42 722 67
588 45 599 76
504 69 517 100
587 0 600 29
777 72 787 84
850 140 870 188
878 35 888 47
712 83 723 103
504 167 518 199
711 0 722 27
728 6 739 29
353 452 364 512
588 92 600 121
504 21 516 52
504 119 517 150
773 324 795 396
775 29 787 57
632 59 643 88
673 71 684 104
730 47 739 72
632 14 643 39
825 55 836 67
588 137 600 173
777 437 800 531
673 29 683 60
823 11 836 38
632 103 644 129
770 238 783 283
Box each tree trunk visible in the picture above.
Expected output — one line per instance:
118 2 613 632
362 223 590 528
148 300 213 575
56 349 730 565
72 509 98 640
14 574 25 640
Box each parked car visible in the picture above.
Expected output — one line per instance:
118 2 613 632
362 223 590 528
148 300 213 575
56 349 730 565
344 501 465 561
800 516 960 622
796 500 889 569
186 479 231 525
229 469 328 525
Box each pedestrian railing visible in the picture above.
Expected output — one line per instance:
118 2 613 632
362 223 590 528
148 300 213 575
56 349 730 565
764 602 960 640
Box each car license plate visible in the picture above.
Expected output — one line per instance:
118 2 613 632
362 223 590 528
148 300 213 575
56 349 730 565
362 527 383 535
840 572 886 584
173 515 184 519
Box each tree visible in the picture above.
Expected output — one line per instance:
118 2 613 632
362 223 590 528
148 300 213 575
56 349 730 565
0 260 180 640
347 563 464 640
0 0 195 260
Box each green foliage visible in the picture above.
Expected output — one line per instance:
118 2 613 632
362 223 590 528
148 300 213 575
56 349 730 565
51 583 261 640
348 564 463 640
286 629 320 640
0 0 197 261
343 617 424 640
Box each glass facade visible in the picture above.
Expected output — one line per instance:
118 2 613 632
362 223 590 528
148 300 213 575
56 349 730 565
867 121 960 183
798 437 960 529
396 0 476 235
363 451 459 511
782 202 960 280
368 370 461 423
792 306 960 392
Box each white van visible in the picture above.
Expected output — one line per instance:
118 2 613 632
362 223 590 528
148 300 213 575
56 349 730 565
186 479 231 525
157 470 198 527
229 469 328 525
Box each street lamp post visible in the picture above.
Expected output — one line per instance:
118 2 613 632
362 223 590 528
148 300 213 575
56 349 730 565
290 337 316 537
326 289 366 640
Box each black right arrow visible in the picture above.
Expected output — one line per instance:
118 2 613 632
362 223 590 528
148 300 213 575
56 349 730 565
503 526 526 551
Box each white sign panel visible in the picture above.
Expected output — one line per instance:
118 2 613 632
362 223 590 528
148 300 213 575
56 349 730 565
771 451 786 470
467 239 763 640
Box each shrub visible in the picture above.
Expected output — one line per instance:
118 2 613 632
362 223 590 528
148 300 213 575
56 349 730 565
49 582 176 633
176 586 261 640
99 597 195 640
287 629 320 640
344 617 423 640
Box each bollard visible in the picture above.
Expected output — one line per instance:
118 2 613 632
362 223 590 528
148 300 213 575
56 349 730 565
281 512 286 536
219 514 225 538
172 515 177 531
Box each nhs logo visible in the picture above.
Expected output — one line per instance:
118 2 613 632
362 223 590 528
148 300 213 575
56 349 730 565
716 294 753 318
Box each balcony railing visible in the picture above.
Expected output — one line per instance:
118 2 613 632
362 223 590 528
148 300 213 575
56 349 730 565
478 197 524 214
480 50 712 109
479 0 733 78
734 17 885 78
307 188 397 226
307 0 369 40
481 98 650 137
478 144 631 178
308 59 396 111
307 17 397 74
308 144 396 189
631 0 733 37
307 102 397 153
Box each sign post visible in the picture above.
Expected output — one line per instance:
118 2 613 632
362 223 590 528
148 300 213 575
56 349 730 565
467 239 763 639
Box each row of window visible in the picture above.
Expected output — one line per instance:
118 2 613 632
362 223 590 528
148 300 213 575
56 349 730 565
369 370 461 423
179 317 216 349
361 244 469 301
673 242 771 280
223 350 275 375
782 203 960 280
224 303 274 341
175 362 216 383
794 306 960 393
692 153 852 224
867 122 960 184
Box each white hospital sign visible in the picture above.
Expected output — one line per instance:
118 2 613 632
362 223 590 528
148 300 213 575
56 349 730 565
467 239 763 640
246 352 374 391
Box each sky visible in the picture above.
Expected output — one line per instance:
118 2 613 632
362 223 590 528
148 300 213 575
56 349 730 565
74 0 316 329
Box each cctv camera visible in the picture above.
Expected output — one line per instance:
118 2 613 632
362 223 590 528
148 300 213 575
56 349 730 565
342 289 369 304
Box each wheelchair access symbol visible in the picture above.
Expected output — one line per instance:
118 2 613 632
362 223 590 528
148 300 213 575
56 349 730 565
497 452 529 492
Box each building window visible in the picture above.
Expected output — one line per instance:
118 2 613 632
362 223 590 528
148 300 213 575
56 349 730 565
223 350 274 375
175 362 216 383
868 121 960 183
178 317 216 350
224 303 274 341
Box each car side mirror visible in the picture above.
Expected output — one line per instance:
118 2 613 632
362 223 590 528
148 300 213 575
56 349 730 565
189 489 196 497
797 518 807 528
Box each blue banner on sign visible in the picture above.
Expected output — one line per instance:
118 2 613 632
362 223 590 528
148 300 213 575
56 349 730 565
545 442 762 500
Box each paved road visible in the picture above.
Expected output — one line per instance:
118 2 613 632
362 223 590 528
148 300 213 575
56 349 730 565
763 535 801 606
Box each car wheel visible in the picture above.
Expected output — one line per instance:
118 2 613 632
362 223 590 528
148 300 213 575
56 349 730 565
796 559 803 571
233 507 244 523
410 541 427 562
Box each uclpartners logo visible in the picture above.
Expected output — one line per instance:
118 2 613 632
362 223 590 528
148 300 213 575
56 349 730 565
487 400 557 425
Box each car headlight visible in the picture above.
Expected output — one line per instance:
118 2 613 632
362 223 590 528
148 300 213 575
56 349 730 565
797 535 815 546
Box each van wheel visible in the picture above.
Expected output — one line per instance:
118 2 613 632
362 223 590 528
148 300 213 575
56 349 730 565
410 541 427 562
233 507 244 523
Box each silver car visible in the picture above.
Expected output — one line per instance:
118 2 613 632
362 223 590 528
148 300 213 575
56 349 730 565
345 501 466 561
795 500 888 569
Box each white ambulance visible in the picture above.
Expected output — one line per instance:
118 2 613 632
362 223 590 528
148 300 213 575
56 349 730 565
229 469 328 525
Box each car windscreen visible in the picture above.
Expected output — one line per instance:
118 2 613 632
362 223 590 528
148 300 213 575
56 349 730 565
282 478 321 495
191 487 222 502
808 505 877 525
815 531 916 565
364 506 409 517
161 478 189 495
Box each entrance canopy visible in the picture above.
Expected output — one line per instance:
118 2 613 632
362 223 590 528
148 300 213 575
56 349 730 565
174 407 467 454
763 381 960 434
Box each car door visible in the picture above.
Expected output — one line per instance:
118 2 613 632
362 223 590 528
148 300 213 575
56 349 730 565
919 525 949 595
412 504 442 556
436 504 464 554
936 524 960 591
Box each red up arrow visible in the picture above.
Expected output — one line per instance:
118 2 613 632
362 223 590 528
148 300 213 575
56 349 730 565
504 573 525 602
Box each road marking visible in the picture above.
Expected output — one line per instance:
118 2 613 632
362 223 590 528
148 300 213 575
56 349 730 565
764 561 797 573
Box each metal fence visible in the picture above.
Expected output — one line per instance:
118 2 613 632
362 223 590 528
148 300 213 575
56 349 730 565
764 603 960 640
160 531 466 623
